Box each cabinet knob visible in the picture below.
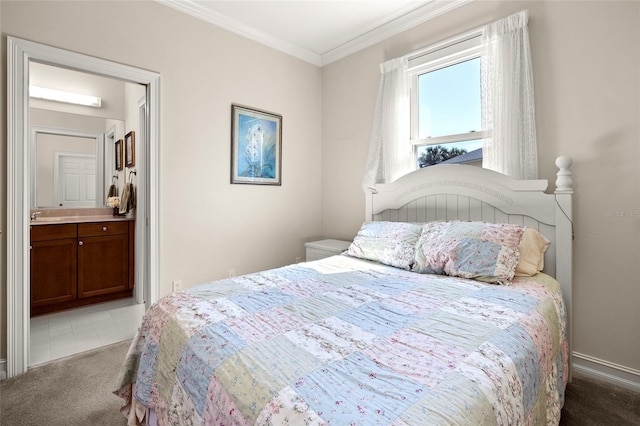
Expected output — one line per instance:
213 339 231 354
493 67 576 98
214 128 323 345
102 226 108 231
79 241 84 246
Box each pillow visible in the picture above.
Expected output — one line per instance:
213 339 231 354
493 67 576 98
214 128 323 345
514 228 550 276
346 221 423 270
412 221 524 284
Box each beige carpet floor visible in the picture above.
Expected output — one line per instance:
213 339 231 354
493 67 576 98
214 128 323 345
0 340 129 426
560 372 640 426
1 340 639 425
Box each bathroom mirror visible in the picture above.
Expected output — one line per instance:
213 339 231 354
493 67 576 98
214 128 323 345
29 62 145 209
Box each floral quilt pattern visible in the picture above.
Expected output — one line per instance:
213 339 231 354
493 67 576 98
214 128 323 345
115 255 568 425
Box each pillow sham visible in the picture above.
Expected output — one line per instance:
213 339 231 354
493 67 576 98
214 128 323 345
514 228 550 276
346 221 423 270
412 221 524 284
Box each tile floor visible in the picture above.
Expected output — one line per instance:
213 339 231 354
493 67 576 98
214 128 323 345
29 297 146 366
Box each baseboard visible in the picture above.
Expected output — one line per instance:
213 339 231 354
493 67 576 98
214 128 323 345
572 352 640 393
0 358 6 380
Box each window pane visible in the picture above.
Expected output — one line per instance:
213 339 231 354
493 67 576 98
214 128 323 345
416 139 482 168
418 58 481 139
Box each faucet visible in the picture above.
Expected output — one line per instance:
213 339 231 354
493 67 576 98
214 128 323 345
30 211 42 221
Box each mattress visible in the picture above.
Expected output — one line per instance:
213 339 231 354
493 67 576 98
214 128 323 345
114 254 568 425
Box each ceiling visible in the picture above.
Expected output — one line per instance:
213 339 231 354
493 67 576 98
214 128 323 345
158 0 471 66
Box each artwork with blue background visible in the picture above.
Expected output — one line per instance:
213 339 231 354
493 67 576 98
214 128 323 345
237 113 278 179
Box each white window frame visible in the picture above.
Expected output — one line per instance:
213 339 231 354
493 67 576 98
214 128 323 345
408 30 487 164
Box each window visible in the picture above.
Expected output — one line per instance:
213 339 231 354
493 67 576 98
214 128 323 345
364 11 534 187
408 33 486 168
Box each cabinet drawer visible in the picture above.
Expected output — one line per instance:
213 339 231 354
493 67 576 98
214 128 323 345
78 221 129 237
30 224 77 242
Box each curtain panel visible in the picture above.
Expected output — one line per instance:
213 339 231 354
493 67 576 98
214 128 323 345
481 10 538 179
362 57 413 191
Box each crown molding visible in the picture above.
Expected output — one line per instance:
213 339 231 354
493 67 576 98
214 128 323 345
157 0 322 65
157 0 472 67
321 0 473 66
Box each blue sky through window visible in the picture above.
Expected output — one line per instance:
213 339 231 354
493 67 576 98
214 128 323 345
417 57 481 155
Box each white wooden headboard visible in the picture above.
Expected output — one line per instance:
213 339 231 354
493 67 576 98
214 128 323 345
365 157 574 373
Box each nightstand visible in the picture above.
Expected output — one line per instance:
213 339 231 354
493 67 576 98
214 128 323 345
305 239 351 261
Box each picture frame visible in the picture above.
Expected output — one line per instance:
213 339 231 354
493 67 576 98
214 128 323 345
125 131 135 167
231 104 282 185
115 139 123 171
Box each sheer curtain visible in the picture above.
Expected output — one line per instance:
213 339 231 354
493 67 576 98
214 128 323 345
481 10 538 179
362 57 413 190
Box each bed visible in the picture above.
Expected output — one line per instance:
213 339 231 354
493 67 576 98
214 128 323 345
115 157 573 425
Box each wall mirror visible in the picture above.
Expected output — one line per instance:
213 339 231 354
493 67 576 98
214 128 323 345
29 62 144 209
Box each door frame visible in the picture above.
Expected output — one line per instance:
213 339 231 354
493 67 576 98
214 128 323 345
7 36 161 377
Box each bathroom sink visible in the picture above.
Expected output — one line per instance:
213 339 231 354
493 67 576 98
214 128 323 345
31 216 69 223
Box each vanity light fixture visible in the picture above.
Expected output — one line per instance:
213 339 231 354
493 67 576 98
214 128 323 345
29 85 102 108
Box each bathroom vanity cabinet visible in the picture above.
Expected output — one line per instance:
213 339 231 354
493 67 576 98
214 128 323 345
30 219 135 316
30 224 78 309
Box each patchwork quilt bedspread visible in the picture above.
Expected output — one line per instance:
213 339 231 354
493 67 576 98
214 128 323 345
115 255 568 425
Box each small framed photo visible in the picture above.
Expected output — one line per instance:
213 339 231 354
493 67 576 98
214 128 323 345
231 104 282 185
125 131 135 167
115 139 123 171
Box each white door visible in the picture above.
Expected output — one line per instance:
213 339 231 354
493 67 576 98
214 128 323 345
55 153 97 208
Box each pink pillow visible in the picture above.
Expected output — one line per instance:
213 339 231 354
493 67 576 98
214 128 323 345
413 221 524 284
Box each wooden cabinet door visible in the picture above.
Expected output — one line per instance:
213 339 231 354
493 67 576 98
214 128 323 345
31 238 78 307
77 234 129 298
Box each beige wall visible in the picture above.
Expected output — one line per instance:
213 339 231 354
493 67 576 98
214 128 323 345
322 0 640 372
1 0 323 359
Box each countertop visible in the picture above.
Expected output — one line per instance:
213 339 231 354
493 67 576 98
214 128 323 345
30 215 134 226
29 208 134 226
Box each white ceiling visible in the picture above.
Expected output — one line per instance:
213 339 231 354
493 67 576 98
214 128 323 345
158 0 471 66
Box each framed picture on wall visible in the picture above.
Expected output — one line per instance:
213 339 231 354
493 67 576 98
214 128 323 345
230 104 282 185
115 139 123 171
125 131 135 167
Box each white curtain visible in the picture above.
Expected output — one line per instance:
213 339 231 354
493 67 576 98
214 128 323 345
362 57 413 191
481 10 538 179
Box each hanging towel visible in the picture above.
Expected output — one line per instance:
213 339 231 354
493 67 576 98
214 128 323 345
119 172 136 215
119 183 131 215
108 175 119 199
127 182 136 210
107 183 118 198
